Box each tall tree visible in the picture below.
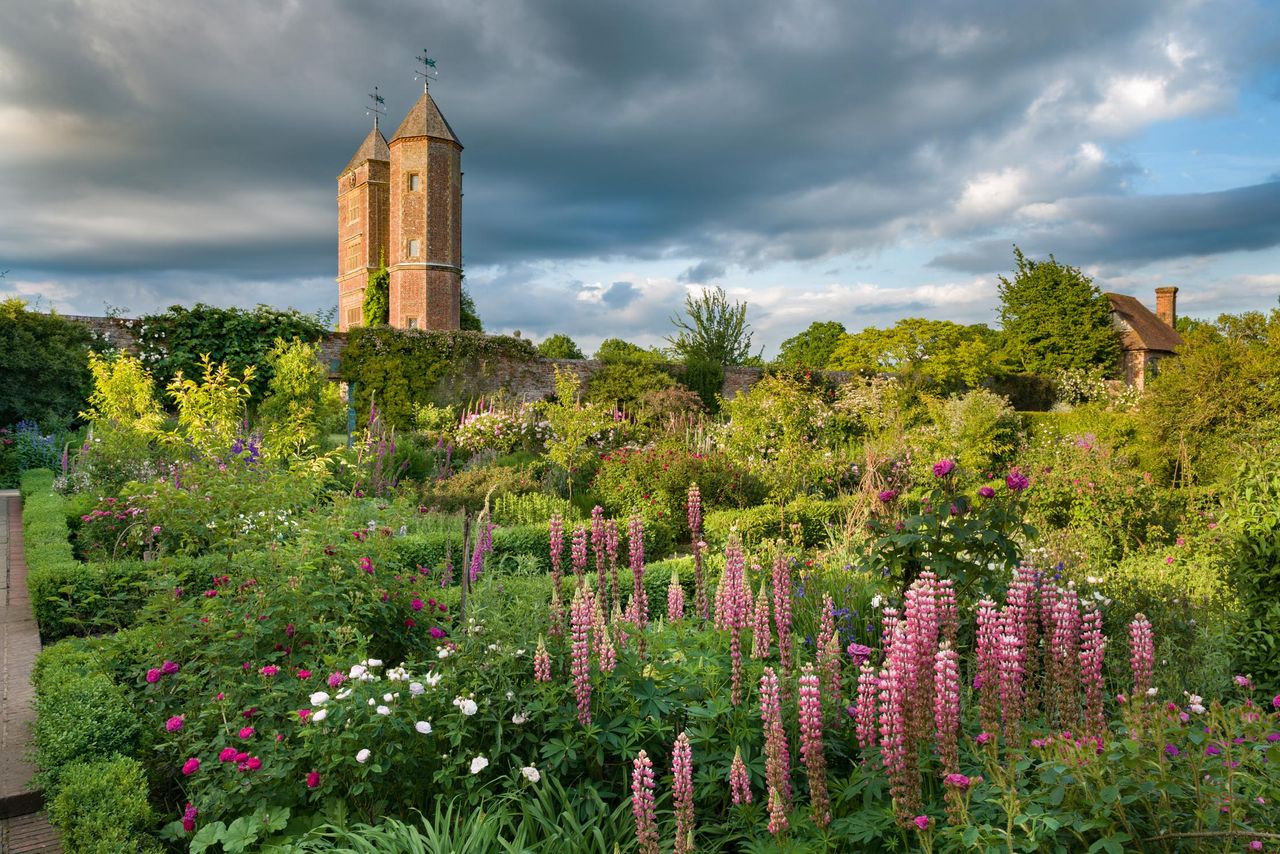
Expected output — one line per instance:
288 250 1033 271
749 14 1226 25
537 333 585 360
0 299 95 428
460 287 483 332
777 321 846 369
826 317 1006 391
997 247 1120 375
666 286 756 365
362 265 390 327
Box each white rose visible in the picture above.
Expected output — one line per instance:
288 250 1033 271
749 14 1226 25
425 671 443 687
521 766 540 783
311 709 327 723
366 659 383 668
459 699 478 716
415 720 432 734
336 688 353 700
376 705 391 715
383 692 394 702
349 664 367 679
309 691 330 706
437 647 451 659
356 748 371 763
512 712 528 724
470 755 489 774
409 682 425 696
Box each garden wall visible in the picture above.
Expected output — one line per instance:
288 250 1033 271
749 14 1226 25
57 314 776 403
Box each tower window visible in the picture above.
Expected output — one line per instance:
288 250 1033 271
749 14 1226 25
407 317 419 329
408 173 421 191
408 239 421 258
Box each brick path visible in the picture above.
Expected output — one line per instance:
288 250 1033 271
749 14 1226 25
0 489 61 849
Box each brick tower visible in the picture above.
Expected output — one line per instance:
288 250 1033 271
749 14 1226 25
386 84 463 330
336 124 390 331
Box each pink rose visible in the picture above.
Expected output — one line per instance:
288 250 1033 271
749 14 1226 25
181 757 201 776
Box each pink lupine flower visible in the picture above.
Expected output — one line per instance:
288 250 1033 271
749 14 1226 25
631 751 660 854
799 665 831 827
771 553 794 676
605 518 620 614
974 598 1001 732
165 715 185 733
628 515 648 630
934 643 960 776
570 525 589 585
672 732 695 854
1079 606 1107 736
855 662 880 753
548 514 566 637
667 565 685 621
817 594 842 702
591 506 607 606
751 578 771 659
570 586 594 725
879 631 921 822
592 597 617 673
1129 614 1155 699
306 770 321 788
759 667 791 833
687 482 702 538
533 637 552 682
729 747 753 804
688 484 709 621
181 802 198 833
181 757 200 775
998 632 1025 745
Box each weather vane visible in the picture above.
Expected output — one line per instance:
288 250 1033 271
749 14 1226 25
415 49 438 91
366 86 386 129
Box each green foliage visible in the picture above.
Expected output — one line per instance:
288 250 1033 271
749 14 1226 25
460 286 483 332
340 326 537 429
259 338 342 458
419 462 542 513
678 356 724 412
703 494 852 549
584 360 675 414
492 491 577 527
718 372 847 499
164 355 255 459
666 285 756 365
0 298 96 429
48 756 159 854
1225 447 1280 692
827 317 1006 391
920 387 1021 475
32 664 141 792
593 337 665 365
541 369 614 494
361 265 389 327
134 303 327 403
1138 310 1280 486
997 247 1121 375
536 333 585 360
776 320 846 369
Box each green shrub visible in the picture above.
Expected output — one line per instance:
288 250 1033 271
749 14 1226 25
1226 448 1280 693
704 495 850 549
420 464 541 513
492 491 577 527
48 756 159 854
33 669 141 791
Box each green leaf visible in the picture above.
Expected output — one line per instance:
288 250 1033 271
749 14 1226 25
190 821 227 854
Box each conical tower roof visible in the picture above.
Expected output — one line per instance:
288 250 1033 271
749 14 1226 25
341 127 390 175
391 90 461 147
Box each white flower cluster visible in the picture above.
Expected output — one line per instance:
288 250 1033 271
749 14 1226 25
452 695 479 716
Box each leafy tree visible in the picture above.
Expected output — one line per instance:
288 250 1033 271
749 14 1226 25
537 333 585 360
135 303 327 405
541 368 613 497
997 247 1120 375
0 298 96 429
460 287 482 332
666 286 756 365
1139 308 1280 486
362 266 390 326
259 338 343 458
594 338 664 365
827 318 1006 391
777 321 846 369
585 361 675 414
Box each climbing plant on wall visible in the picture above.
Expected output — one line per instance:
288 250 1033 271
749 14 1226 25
339 327 537 429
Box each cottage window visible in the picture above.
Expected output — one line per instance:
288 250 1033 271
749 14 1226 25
408 238 421 258
409 173 421 191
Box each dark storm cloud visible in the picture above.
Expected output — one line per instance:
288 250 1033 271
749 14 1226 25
0 0 1276 317
930 180 1280 273
600 281 640 309
679 261 725 284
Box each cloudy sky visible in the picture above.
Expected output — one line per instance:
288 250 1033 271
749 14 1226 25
1 0 1278 357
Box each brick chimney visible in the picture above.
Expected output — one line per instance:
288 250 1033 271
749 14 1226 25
1155 286 1178 328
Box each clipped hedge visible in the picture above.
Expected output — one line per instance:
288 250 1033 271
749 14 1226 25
32 640 141 792
48 756 160 854
704 495 853 549
20 469 82 639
